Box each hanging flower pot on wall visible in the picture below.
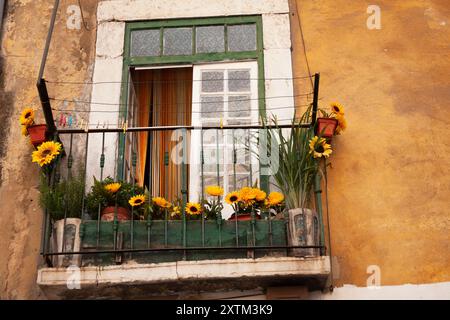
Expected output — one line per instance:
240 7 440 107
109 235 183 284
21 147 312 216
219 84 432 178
315 118 338 139
27 124 48 148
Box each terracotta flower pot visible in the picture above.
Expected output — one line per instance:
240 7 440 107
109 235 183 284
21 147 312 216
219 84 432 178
27 124 48 148
316 118 338 139
101 206 130 221
228 212 262 221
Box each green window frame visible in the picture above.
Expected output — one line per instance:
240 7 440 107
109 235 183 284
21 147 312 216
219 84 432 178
117 15 267 191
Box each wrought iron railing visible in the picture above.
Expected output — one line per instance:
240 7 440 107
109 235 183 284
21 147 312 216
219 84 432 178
40 119 327 268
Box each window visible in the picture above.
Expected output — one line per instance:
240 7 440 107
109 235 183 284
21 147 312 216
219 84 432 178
129 23 257 58
119 16 266 199
190 61 259 216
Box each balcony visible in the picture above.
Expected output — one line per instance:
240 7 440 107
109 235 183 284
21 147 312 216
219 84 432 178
36 119 331 299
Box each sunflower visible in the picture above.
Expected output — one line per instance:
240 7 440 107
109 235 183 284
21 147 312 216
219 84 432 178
309 136 332 159
21 125 29 137
129 194 147 207
19 108 35 126
152 196 171 208
239 187 257 202
335 114 347 135
31 141 62 167
104 182 121 193
205 185 224 197
267 191 284 207
255 188 267 202
225 191 240 204
330 102 345 116
185 202 202 215
171 206 181 217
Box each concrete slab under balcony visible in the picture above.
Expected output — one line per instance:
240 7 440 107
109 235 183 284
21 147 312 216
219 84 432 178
37 256 330 299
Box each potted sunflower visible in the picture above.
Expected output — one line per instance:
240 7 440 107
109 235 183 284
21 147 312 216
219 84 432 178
316 102 347 140
148 196 172 220
202 185 224 219
85 177 145 221
31 140 63 174
255 108 330 256
19 108 48 147
185 202 203 220
226 186 266 221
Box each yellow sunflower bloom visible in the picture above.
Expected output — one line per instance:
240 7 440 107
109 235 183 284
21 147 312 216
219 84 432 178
330 102 345 116
225 191 240 204
205 185 224 197
185 202 202 215
309 136 332 159
152 197 171 208
335 114 347 135
31 141 62 167
129 194 147 207
104 182 121 193
239 187 257 202
254 188 267 201
19 108 35 126
267 192 284 207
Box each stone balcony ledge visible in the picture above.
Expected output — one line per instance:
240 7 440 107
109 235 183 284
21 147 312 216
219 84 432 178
37 256 330 299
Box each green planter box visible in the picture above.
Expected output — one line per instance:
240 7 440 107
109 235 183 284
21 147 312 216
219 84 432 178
80 220 288 265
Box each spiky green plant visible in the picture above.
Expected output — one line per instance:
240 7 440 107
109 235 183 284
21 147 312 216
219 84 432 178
256 106 319 210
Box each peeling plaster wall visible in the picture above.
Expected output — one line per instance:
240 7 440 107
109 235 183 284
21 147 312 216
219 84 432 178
0 0 99 299
290 0 450 288
0 0 449 300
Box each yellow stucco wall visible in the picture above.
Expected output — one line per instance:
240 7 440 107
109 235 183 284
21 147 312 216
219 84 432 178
289 0 450 287
0 0 449 299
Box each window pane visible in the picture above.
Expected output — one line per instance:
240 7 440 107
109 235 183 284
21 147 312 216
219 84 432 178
201 96 224 118
227 24 256 52
203 148 224 172
201 128 224 145
228 95 251 117
196 26 225 53
130 29 160 57
163 28 192 55
227 174 250 193
201 71 224 92
204 175 224 189
228 70 250 92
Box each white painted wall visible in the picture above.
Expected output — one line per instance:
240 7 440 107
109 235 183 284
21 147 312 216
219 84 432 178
309 282 450 300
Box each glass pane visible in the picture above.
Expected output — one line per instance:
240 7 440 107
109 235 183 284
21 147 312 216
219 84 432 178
203 175 224 189
196 26 225 53
227 24 257 52
203 148 224 172
201 128 224 145
201 71 224 92
131 29 160 57
227 174 250 193
201 96 224 118
228 70 250 92
163 27 192 55
228 95 251 117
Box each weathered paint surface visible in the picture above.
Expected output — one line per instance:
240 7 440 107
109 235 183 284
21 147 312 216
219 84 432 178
0 0 99 299
290 0 450 287
0 0 449 299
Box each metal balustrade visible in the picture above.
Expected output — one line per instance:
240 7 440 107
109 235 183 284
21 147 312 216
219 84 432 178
40 119 327 267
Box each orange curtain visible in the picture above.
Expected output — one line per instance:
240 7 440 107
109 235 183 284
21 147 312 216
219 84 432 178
132 71 153 187
147 68 192 200
132 68 192 198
